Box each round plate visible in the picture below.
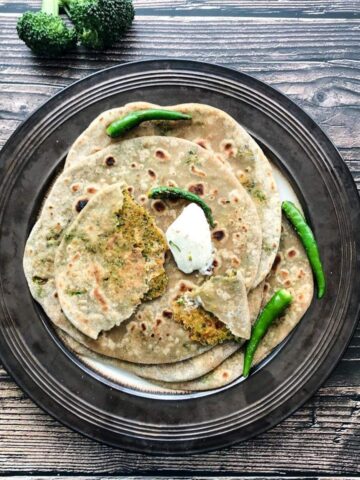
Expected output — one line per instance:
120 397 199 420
0 59 359 454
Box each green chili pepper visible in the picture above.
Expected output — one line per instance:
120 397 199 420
282 200 326 299
148 186 215 228
243 289 293 378
106 109 192 138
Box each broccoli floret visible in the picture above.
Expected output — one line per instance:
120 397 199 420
17 0 76 56
62 0 134 50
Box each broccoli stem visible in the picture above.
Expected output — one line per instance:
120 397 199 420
41 0 59 15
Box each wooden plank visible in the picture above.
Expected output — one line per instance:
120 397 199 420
0 356 359 475
1 0 360 17
1 478 360 480
0 3 359 476
0 16 359 154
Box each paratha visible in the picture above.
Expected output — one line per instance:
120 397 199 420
54 185 167 339
56 282 264 383
154 217 314 390
65 102 281 287
24 137 261 363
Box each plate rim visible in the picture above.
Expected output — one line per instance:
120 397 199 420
0 58 359 454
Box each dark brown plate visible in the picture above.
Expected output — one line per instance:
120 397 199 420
0 59 359 454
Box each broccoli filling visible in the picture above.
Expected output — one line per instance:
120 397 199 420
172 298 234 346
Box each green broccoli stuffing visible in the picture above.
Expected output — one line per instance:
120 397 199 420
62 0 134 49
17 0 76 56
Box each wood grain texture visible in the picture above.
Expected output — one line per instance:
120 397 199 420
1 0 360 17
0 0 359 476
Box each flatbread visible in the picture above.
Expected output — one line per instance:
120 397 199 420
56 282 265 383
155 217 314 390
54 185 167 339
24 137 262 364
65 102 281 287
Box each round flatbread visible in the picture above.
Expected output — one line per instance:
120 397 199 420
65 102 281 287
24 137 262 363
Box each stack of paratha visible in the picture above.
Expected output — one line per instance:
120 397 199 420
23 102 314 392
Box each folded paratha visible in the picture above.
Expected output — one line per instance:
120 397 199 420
154 217 314 390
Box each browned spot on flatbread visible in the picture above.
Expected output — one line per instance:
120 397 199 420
155 149 169 161
93 265 102 284
188 183 205 196
87 186 97 194
162 309 173 319
272 253 282 272
153 200 166 212
212 229 225 241
105 156 116 166
148 169 156 178
93 287 108 312
190 165 206 177
75 198 89 212
71 183 80 192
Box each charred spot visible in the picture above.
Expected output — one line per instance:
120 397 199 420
284 280 292 288
212 259 219 268
130 325 135 332
155 149 166 160
156 319 162 326
71 183 80 192
54 292 58 298
148 169 156 178
105 156 116 166
263 283 270 292
151 333 155 338
287 248 297 258
212 230 225 241
127 186 134 194
153 200 166 212
141 323 146 331
87 187 97 194
75 198 89 212
224 142 233 151
162 310 173 319
272 254 282 272
179 282 193 293
188 183 205 196
297 268 306 279
130 162 137 169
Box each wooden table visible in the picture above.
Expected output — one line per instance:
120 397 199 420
1 0 359 476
